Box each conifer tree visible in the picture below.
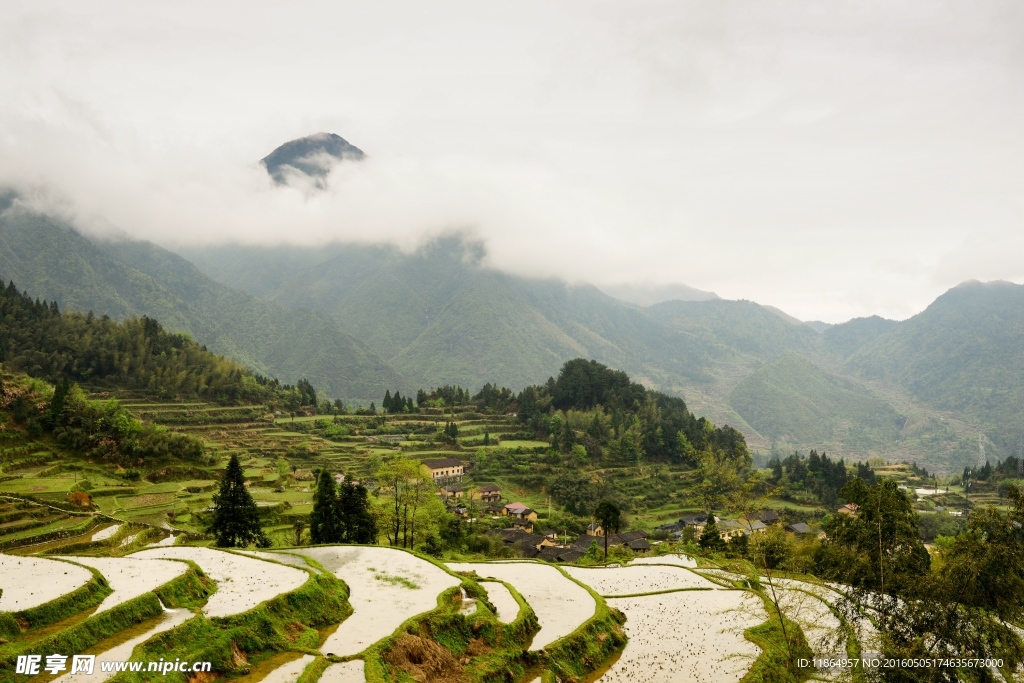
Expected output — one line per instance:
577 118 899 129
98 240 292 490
595 500 621 561
337 478 378 544
310 470 340 544
209 454 269 548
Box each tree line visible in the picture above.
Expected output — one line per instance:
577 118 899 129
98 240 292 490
0 279 317 407
309 471 377 544
2 373 206 467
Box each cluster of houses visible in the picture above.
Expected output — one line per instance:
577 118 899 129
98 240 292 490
655 509 815 538
485 519 652 562
418 456 824 560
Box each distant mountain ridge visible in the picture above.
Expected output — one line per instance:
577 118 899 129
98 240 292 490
598 282 719 307
2 190 1021 471
182 239 1024 471
0 204 402 398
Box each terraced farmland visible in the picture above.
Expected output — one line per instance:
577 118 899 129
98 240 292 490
2 545 892 682
0 390 540 553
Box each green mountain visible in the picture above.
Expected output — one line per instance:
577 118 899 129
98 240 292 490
847 280 1024 455
182 237 697 391
729 354 903 455
823 315 898 359
0 207 402 399
183 239 1024 470
4 193 1020 470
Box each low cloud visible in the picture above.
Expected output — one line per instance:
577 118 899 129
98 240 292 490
1 0 1022 323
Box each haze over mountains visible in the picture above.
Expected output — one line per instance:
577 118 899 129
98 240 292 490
1 134 1021 472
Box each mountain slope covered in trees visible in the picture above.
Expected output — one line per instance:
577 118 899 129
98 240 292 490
0 206 402 398
2 197 1021 469
184 239 1024 470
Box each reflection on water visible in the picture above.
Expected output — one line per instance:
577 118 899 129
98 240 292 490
48 605 193 683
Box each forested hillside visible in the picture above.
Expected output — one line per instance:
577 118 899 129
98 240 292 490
0 205 402 398
0 280 314 405
848 280 1024 454
3 196 1022 470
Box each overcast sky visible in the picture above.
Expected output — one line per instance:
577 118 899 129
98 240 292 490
1 1 1022 322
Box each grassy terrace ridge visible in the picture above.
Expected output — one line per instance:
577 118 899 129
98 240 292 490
107 567 352 683
0 565 212 682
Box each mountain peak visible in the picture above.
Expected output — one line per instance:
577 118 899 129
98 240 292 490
260 133 366 186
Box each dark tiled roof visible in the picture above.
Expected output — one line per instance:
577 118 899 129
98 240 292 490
680 513 710 526
537 547 563 562
478 484 500 492
557 549 585 563
572 536 601 552
423 457 464 469
618 530 648 542
788 523 812 534
628 538 651 551
755 510 781 523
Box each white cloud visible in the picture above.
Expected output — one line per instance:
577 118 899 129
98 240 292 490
1 0 1022 323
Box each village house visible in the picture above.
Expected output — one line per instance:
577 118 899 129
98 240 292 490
716 519 746 539
487 528 546 558
512 519 535 534
787 522 812 536
585 523 604 536
503 502 538 522
478 484 501 503
838 503 860 516
439 484 463 500
752 510 781 525
422 457 465 485
570 529 651 554
680 513 715 533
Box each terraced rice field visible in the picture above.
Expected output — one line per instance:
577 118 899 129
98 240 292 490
448 561 596 650
1 543 889 683
601 589 765 683
0 554 93 611
287 546 460 657
52 607 193 683
565 564 718 596
55 555 188 613
479 580 519 622
131 546 308 617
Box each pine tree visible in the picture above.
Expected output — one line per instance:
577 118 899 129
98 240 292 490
595 500 621 561
698 516 726 553
383 390 393 413
209 454 269 548
310 470 340 544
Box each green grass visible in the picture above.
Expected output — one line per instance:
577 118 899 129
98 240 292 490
108 571 351 683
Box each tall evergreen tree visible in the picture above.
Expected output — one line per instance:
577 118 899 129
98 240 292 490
209 454 268 548
595 500 621 561
337 478 378 544
310 470 340 544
